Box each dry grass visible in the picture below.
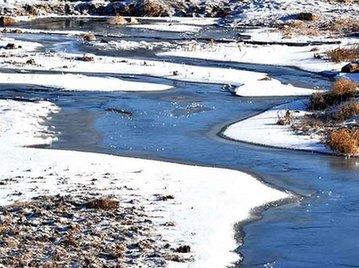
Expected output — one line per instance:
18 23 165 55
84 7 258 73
277 110 293 125
327 128 359 156
333 101 359 121
86 198 120 210
281 16 359 38
81 33 96 42
76 55 94 62
309 79 358 110
281 20 320 37
0 16 16 27
326 46 359 63
332 79 358 95
108 16 127 25
137 0 169 16
323 18 359 35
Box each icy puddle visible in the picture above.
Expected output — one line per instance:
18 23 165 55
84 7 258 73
1 17 359 267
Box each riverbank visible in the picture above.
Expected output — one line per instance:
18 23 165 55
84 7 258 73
0 98 289 267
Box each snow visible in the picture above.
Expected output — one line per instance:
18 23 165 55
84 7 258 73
0 37 43 52
158 30 359 85
1 27 88 37
93 39 173 51
234 78 319 97
223 100 330 154
0 99 289 267
0 50 317 96
0 73 172 92
232 0 359 25
158 40 344 73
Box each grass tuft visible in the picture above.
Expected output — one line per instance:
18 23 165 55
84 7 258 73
309 79 357 110
326 46 359 63
327 128 359 156
333 101 359 121
86 198 119 210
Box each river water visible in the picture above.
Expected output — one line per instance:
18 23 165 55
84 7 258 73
2 17 359 267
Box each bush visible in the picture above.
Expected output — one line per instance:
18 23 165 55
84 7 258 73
333 101 359 121
82 33 96 42
276 110 293 125
108 16 127 25
309 79 357 110
296 12 316 21
327 128 359 156
86 198 119 210
332 79 358 96
326 47 359 63
0 16 16 27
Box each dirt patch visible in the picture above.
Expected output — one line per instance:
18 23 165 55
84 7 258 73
0 194 190 267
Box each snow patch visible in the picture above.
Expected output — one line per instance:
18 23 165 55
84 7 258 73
223 100 330 154
0 73 172 92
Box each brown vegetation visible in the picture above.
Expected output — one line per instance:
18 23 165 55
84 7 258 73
86 198 120 210
281 20 320 37
136 0 170 16
108 16 127 25
277 110 293 125
280 17 359 38
0 16 16 27
296 12 316 21
76 54 94 62
326 46 359 63
333 101 359 121
81 33 96 42
0 195 174 267
327 128 359 156
309 79 357 110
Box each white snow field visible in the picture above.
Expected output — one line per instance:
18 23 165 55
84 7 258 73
0 99 289 267
0 48 317 96
0 73 172 92
159 29 359 83
223 100 330 154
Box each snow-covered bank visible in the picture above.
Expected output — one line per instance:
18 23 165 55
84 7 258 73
0 99 289 266
0 50 317 96
0 37 43 52
158 30 359 84
0 73 172 92
158 40 344 73
223 100 330 154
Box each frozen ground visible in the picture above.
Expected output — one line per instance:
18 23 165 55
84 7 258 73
0 98 289 267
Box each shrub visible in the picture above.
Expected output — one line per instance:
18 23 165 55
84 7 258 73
309 79 357 110
76 54 94 62
0 16 16 27
296 12 316 21
276 110 293 125
108 16 127 25
333 101 359 121
137 0 170 16
326 47 359 63
281 20 319 37
327 128 359 156
332 79 358 96
86 198 119 210
82 33 96 42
